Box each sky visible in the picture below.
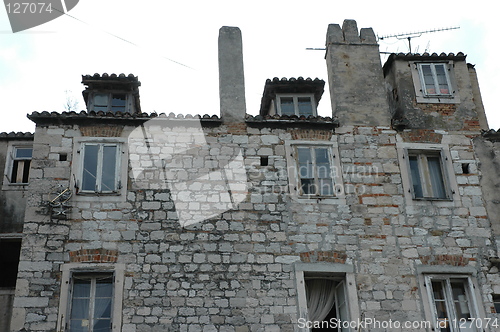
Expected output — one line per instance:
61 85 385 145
0 0 499 133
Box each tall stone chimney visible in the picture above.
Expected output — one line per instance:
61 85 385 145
325 20 390 126
218 26 246 123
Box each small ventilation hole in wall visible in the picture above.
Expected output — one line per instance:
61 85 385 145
462 163 470 174
260 156 269 166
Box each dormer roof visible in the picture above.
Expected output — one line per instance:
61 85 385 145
259 77 325 116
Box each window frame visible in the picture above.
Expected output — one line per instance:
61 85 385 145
397 142 459 206
285 140 344 203
423 274 482 332
417 265 489 332
276 93 317 117
56 263 125 332
295 263 359 332
407 149 449 200
79 143 121 194
73 138 128 200
410 61 460 104
3 144 33 186
68 273 114 332
417 63 453 97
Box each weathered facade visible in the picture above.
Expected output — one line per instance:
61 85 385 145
2 19 500 332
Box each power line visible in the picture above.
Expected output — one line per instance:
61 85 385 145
51 7 194 70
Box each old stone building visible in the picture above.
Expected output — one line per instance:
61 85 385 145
1 19 500 331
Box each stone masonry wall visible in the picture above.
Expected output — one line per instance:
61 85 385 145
10 120 500 331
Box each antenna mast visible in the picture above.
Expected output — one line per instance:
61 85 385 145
377 26 460 53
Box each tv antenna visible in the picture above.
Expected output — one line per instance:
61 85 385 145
377 26 460 53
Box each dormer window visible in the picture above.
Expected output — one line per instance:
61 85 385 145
407 60 459 104
418 63 452 97
259 77 325 117
82 73 141 114
93 93 127 113
277 94 316 117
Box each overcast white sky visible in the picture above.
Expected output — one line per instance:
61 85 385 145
1 0 499 133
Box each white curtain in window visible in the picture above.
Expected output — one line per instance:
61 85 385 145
427 157 446 198
306 279 336 322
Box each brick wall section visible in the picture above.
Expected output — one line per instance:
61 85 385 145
69 249 118 263
463 119 481 131
299 250 347 263
289 129 333 141
80 125 123 137
401 129 442 143
419 255 470 266
225 123 247 135
417 103 457 116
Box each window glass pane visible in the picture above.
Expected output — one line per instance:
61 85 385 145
94 299 112 319
421 64 436 95
315 148 329 164
315 148 331 179
15 148 32 159
298 147 312 163
317 164 331 179
450 279 471 320
21 160 31 183
101 145 117 192
427 156 447 199
299 163 314 179
297 97 313 116
318 179 333 196
432 281 446 300
71 298 90 319
493 294 500 313
434 64 450 94
111 94 126 113
94 94 108 106
82 145 99 191
93 319 111 332
280 97 295 115
409 156 423 198
96 279 113 298
70 320 89 332
73 279 91 298
431 280 451 332
300 178 316 195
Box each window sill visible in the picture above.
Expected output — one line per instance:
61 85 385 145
416 95 460 104
294 195 346 205
412 197 453 202
1 182 30 191
77 192 121 196
73 191 125 203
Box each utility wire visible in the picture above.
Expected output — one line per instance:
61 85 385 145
51 6 195 70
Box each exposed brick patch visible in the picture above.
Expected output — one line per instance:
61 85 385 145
420 255 469 266
69 249 118 263
300 250 346 264
225 123 248 134
289 129 332 141
401 129 442 143
462 119 480 131
80 125 123 137
417 103 457 116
